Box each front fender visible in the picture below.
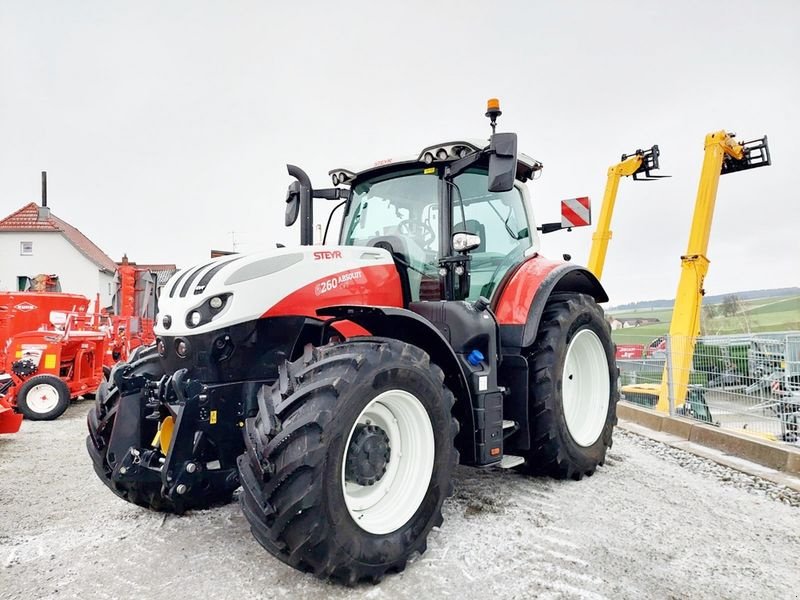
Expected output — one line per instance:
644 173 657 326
492 255 608 349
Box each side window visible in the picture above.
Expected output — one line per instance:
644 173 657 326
453 172 532 301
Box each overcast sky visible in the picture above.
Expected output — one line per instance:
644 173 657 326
1 1 797 305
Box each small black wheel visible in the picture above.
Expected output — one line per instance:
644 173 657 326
238 338 458 584
16 374 71 421
523 293 618 479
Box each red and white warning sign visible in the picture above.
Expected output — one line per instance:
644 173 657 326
560 197 591 228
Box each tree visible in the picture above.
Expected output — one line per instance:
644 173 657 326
721 294 742 317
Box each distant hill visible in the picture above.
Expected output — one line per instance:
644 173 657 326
609 287 800 312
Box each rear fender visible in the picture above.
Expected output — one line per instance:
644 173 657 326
317 305 477 463
492 256 608 350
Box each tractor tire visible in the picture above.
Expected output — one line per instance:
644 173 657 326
238 338 458 585
16 374 71 421
523 293 618 480
86 346 236 513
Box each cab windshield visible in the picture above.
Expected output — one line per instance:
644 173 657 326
341 168 532 301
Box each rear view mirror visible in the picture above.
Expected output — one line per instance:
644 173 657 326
285 181 300 227
452 232 481 253
488 132 518 193
560 196 591 228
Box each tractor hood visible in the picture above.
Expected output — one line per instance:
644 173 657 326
154 246 403 337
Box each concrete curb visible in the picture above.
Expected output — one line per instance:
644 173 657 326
616 401 800 490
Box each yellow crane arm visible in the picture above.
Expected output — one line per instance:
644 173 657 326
588 145 667 280
588 155 644 279
655 131 771 411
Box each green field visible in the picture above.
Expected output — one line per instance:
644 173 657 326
610 294 800 344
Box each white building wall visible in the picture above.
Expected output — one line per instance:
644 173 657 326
0 231 114 309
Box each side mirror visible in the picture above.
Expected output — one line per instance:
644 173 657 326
488 132 518 193
452 231 482 253
285 181 300 227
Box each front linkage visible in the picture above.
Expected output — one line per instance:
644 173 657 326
89 352 247 512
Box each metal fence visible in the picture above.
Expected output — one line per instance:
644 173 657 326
616 332 800 445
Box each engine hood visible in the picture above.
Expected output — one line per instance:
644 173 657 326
154 246 403 337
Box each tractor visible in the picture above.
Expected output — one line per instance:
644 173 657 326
87 100 618 584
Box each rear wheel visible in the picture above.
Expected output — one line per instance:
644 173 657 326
86 346 237 512
16 374 71 421
524 293 618 479
238 338 458 584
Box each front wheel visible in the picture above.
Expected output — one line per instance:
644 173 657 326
238 338 458 584
16 374 71 420
524 293 618 479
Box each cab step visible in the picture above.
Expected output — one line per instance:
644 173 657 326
499 454 525 469
502 419 519 439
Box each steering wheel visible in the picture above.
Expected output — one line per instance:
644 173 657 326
398 219 436 248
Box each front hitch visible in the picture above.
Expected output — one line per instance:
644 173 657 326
108 366 244 504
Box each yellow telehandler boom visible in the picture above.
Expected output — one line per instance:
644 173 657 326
587 145 668 280
626 131 771 412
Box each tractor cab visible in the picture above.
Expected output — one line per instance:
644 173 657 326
338 153 540 304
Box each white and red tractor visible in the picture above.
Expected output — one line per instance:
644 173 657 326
87 101 618 584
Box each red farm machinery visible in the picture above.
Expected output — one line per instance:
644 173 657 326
0 262 158 432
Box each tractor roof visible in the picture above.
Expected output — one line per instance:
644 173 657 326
328 138 543 187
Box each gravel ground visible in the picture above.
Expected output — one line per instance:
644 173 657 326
1 399 799 600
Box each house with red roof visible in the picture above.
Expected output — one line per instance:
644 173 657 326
0 202 118 308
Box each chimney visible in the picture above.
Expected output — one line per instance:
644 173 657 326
38 171 50 221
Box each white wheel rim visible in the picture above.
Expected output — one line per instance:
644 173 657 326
341 389 435 535
26 383 60 414
562 328 610 447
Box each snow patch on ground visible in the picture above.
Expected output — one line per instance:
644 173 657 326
1 400 798 599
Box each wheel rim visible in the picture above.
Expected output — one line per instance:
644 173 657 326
26 383 60 414
562 328 610 447
341 389 435 535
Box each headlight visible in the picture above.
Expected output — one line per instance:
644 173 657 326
185 293 231 328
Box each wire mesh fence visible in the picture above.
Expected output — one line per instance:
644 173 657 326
616 332 800 445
